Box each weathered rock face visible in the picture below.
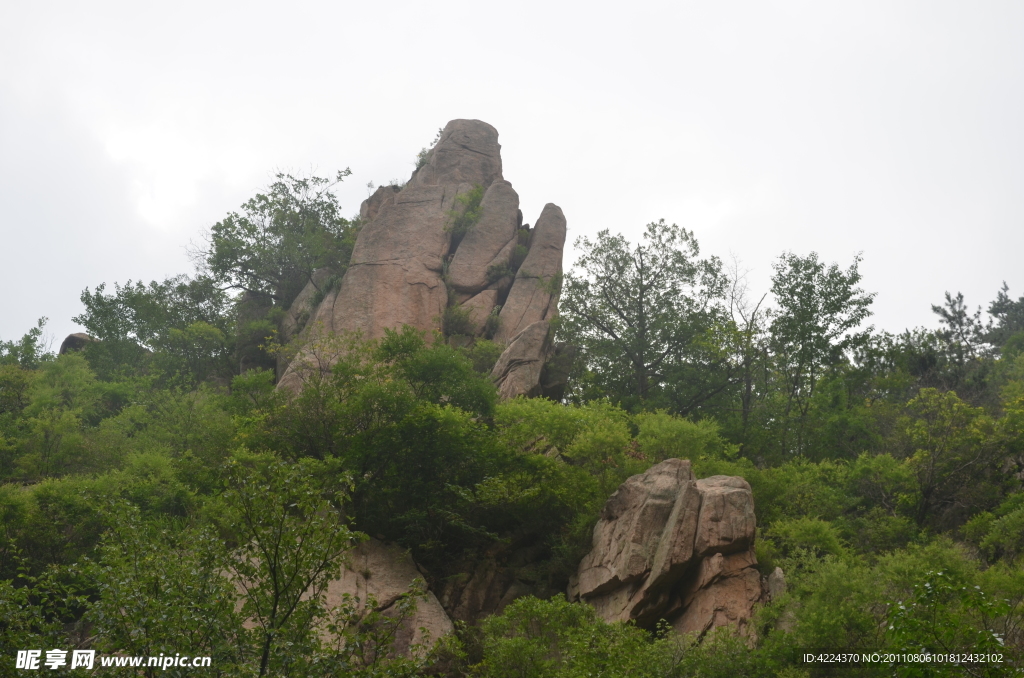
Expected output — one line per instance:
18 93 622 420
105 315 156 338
570 459 765 638
279 119 568 397
448 180 520 294
489 320 551 399
326 539 454 656
493 204 566 346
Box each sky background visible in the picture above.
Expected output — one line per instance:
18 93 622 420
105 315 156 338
2 0 1022 348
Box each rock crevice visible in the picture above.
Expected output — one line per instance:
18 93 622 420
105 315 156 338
570 459 766 637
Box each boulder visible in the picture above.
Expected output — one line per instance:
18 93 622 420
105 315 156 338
693 476 756 559
489 320 551 399
448 180 520 294
671 551 762 638
494 204 566 345
765 566 786 602
572 459 763 638
59 333 96 354
326 539 454 656
407 120 502 190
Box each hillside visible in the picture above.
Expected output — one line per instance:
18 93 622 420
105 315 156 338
1 121 1022 677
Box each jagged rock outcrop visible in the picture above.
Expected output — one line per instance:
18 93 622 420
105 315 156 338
493 204 566 346
278 119 568 396
570 459 765 639
326 539 454 656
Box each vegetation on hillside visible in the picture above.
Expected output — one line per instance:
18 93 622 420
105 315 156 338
1 180 1022 676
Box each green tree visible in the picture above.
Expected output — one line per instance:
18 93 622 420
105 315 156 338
765 251 875 456
221 452 360 677
0 318 53 370
559 220 730 414
75 275 234 382
986 282 1024 352
202 171 357 307
88 503 244 676
891 388 1003 529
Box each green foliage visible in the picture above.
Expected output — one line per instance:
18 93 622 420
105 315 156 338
558 220 730 414
442 303 475 338
891 388 1004 528
476 596 680 678
0 317 53 369
886 569 1010 677
75 275 234 382
0 563 87 678
87 502 244 674
635 410 735 461
221 452 360 677
446 184 484 251
764 251 875 457
769 516 848 559
415 127 444 171
318 579 433 677
204 170 357 306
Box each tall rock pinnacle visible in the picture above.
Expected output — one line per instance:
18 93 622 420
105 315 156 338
278 120 567 399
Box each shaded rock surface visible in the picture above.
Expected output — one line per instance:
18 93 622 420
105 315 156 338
489 320 551 399
448 180 520 294
279 119 567 397
326 539 453 656
571 459 765 637
59 333 96 355
493 204 566 346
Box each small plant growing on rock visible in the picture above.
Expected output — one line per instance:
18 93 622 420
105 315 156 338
446 185 484 251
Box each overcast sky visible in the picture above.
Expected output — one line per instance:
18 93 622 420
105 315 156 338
2 0 1022 348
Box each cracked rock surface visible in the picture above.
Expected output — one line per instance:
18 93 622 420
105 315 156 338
570 459 766 638
279 119 567 398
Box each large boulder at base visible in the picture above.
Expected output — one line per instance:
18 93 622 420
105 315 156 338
571 459 764 637
494 204 566 346
489 320 551 399
326 539 453 656
279 119 566 399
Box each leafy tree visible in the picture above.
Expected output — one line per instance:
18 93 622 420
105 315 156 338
987 282 1024 351
765 252 875 456
75 275 234 382
0 318 53 370
202 171 357 307
88 503 244 675
890 388 1003 529
559 220 730 414
221 452 360 677
477 596 680 678
932 291 989 363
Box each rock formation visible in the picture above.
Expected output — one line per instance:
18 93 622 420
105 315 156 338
58 333 96 354
278 119 567 398
569 459 765 639
326 539 453 656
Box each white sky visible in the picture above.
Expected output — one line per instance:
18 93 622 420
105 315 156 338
2 0 1022 347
